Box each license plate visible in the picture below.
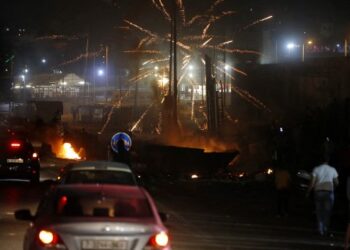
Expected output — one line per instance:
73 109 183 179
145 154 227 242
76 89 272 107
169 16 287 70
81 240 128 250
7 158 24 163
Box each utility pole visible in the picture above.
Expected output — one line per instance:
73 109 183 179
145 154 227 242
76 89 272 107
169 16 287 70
172 0 178 122
345 39 348 57
83 35 89 103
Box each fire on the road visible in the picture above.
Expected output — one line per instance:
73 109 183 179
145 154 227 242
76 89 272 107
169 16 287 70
58 142 81 160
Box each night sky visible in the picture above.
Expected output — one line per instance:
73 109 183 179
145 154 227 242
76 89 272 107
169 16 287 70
1 0 349 78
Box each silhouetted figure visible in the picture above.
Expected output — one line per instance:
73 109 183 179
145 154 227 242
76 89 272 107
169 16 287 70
112 139 131 166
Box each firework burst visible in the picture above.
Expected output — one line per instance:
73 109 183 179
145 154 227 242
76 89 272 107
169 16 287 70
122 0 273 131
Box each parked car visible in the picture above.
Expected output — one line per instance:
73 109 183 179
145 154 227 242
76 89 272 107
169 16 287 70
0 135 40 183
15 184 171 250
57 161 138 186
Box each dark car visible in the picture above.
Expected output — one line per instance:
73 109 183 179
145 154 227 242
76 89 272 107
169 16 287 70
0 136 40 183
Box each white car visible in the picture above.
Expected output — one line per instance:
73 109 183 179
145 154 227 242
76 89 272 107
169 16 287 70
58 161 138 186
15 184 170 250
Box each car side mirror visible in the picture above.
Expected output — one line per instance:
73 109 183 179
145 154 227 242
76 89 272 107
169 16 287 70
159 212 169 223
15 209 34 221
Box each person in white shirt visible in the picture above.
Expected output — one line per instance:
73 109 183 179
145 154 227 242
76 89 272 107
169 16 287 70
307 156 339 236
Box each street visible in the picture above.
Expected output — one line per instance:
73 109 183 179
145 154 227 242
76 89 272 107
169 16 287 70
0 166 345 250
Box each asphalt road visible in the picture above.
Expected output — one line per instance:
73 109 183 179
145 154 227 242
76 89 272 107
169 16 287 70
0 166 346 250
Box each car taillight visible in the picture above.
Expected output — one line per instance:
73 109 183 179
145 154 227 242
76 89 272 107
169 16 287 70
37 229 66 249
32 152 38 159
145 232 169 249
10 142 21 148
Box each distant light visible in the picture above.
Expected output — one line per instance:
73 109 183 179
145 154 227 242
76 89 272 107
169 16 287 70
188 73 193 78
188 64 194 70
78 81 85 85
5 27 10 32
154 66 159 70
20 75 25 81
336 44 340 48
161 77 169 84
279 127 284 133
267 168 274 175
25 84 32 88
97 69 104 76
5 68 8 72
14 85 21 89
61 81 67 85
154 73 159 77
191 174 199 179
24 68 29 73
224 64 230 70
41 58 46 63
286 43 295 50
307 40 313 45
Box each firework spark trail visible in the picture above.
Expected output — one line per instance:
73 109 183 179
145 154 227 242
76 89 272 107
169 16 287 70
58 49 103 66
130 102 156 132
217 40 234 47
243 15 273 30
128 70 152 83
218 61 247 76
215 65 269 111
143 57 170 66
98 89 131 135
151 0 171 21
124 19 158 38
187 15 209 26
204 45 261 55
202 11 235 38
209 0 225 13
229 81 270 112
232 67 248 76
216 65 235 80
178 68 187 84
124 50 162 54
201 37 213 47
137 37 152 49
186 0 224 26
176 41 192 51
35 35 80 41
146 37 157 46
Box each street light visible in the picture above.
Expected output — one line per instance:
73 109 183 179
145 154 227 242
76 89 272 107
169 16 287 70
224 64 230 71
41 58 46 63
97 69 104 76
24 68 29 73
286 43 296 50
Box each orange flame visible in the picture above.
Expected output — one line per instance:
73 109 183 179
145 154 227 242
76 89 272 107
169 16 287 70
58 143 81 160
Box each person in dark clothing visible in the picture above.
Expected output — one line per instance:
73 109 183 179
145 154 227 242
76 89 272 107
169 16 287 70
111 139 131 166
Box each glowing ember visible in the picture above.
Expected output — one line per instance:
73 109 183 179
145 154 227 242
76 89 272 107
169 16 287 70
58 143 81 160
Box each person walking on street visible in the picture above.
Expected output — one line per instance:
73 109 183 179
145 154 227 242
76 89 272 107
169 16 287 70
307 155 339 236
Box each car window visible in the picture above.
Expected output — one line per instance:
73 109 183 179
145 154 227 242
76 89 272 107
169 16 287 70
63 170 136 185
53 194 153 219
